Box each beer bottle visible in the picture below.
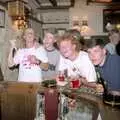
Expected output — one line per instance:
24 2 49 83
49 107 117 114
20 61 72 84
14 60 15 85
95 67 108 95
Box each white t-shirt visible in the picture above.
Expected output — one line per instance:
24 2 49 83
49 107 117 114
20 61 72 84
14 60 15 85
14 46 48 82
58 51 96 82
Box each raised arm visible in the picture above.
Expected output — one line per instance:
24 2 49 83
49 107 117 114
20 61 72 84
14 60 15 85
8 40 18 68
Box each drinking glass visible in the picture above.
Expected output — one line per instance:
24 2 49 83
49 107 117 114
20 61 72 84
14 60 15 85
58 71 65 82
69 75 81 89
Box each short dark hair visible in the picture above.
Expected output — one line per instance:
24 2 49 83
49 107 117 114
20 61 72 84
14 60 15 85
85 38 106 49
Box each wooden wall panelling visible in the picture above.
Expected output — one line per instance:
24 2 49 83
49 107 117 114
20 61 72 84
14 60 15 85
0 82 40 120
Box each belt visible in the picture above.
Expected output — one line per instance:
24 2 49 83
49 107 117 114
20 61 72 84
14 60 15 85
103 91 120 107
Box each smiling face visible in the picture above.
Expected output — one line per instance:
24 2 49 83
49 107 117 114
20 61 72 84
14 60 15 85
59 39 76 59
87 45 106 66
43 33 55 50
23 28 35 43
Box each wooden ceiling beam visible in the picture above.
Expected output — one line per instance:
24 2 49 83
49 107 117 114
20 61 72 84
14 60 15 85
49 0 57 6
70 0 75 7
86 0 91 5
35 0 41 6
37 6 70 10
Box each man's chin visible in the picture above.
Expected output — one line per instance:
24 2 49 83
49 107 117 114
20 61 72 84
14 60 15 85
63 55 69 59
93 63 99 66
62 54 68 58
92 61 99 66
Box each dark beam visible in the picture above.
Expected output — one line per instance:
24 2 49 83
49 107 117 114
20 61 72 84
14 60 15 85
0 1 6 7
70 0 75 7
37 6 70 10
86 0 91 5
49 0 57 6
35 0 41 5
29 15 43 24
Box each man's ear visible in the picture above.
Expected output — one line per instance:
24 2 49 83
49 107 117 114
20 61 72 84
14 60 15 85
54 38 57 42
73 44 76 50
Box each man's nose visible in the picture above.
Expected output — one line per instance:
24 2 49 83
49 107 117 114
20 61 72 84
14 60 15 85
61 48 66 52
90 54 95 58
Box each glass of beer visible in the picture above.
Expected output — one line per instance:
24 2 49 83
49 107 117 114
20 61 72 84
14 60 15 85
58 71 65 82
70 75 81 89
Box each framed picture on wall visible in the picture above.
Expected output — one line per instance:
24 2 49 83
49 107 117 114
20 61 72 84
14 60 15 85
0 9 5 28
103 8 120 32
57 29 66 36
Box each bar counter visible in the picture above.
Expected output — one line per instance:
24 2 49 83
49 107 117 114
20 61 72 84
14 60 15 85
0 81 119 120
62 89 120 120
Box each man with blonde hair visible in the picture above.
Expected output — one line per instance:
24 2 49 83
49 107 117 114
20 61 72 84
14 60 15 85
57 32 96 86
8 28 48 82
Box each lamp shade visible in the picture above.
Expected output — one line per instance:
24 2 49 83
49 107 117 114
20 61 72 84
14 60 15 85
8 0 25 17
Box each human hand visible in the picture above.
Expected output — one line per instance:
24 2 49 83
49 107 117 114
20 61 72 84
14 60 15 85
80 77 87 85
27 55 41 65
9 39 17 48
68 99 76 108
96 84 104 94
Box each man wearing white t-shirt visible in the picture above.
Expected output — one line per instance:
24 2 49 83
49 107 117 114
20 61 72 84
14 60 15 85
57 31 97 87
8 28 48 82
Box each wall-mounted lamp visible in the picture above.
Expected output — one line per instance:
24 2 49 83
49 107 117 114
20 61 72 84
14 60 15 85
80 19 89 34
8 0 27 30
72 16 89 34
82 20 88 26
13 16 27 30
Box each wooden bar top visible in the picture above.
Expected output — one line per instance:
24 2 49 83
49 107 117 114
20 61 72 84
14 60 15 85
62 88 120 120
0 81 119 120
